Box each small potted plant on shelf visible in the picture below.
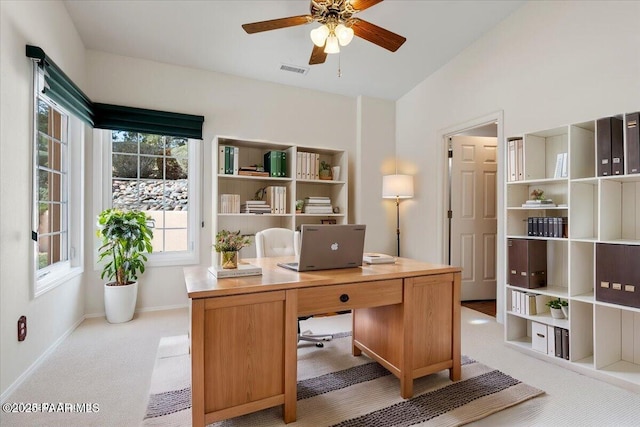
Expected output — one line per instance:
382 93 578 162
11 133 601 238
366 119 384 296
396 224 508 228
530 189 545 200
97 208 153 324
214 229 251 269
319 160 332 180
295 199 304 214
546 298 565 319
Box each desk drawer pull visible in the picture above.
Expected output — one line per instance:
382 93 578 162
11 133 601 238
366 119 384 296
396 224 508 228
339 294 350 303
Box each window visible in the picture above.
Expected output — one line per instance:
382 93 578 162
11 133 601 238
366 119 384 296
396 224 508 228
32 67 84 297
98 130 200 265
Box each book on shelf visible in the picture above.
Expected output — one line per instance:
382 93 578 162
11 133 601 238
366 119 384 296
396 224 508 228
304 196 331 204
240 200 271 213
507 138 524 182
522 199 556 208
220 146 239 175
265 186 286 214
264 150 287 177
238 170 270 177
208 263 262 278
627 112 639 174
220 194 240 213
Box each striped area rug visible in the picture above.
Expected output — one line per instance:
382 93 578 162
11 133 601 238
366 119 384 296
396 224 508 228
142 333 543 427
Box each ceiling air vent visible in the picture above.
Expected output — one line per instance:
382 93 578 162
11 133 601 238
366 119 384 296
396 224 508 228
280 64 309 75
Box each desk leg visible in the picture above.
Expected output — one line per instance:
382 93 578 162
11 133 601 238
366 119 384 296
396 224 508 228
191 299 205 427
351 312 362 356
401 278 414 399
283 290 298 423
449 271 462 381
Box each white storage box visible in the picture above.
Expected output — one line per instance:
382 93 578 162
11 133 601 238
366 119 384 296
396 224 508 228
531 321 548 353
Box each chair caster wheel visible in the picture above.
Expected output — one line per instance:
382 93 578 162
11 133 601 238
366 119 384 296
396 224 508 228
315 342 324 348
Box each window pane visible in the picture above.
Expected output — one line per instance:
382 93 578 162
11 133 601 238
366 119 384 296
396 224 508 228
140 134 164 156
138 180 163 210
112 131 138 154
112 153 138 178
163 229 188 252
38 135 51 168
112 179 141 210
37 100 49 134
140 155 161 179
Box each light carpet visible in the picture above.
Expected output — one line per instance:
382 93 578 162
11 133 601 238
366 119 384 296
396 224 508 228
142 332 543 427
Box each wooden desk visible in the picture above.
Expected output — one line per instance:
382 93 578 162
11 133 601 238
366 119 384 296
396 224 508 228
185 257 461 426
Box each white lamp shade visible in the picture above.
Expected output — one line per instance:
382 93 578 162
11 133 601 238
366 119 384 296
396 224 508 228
335 24 354 46
324 35 340 53
382 174 414 199
310 25 330 47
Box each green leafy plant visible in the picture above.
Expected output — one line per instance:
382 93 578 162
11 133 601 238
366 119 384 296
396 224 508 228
546 298 563 309
214 230 251 253
296 199 304 211
97 208 153 286
320 160 331 172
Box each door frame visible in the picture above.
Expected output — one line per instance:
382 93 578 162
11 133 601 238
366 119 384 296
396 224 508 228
438 111 506 321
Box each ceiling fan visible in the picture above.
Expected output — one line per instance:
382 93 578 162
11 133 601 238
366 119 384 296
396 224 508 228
242 0 406 65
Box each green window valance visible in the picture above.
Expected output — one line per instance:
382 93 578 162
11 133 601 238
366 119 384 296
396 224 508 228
26 45 204 139
26 45 94 125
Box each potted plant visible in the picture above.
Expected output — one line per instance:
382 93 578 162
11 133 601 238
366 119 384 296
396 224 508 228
97 208 153 324
546 298 565 319
214 230 251 269
295 199 304 214
319 160 332 180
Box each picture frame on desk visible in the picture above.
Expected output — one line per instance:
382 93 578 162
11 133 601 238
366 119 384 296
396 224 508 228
321 219 337 224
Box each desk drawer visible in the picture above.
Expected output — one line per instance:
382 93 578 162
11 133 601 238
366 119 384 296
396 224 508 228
298 279 402 315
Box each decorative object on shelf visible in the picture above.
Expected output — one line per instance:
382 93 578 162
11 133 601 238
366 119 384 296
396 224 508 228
382 174 414 257
530 189 545 200
97 208 154 323
332 165 341 181
546 298 565 319
560 300 569 319
214 230 251 269
321 219 337 224
295 199 304 213
319 160 332 180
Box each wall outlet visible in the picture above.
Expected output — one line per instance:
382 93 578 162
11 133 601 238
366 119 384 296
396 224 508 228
18 316 27 341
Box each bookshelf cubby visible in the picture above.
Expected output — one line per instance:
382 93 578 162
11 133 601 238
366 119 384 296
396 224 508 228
504 112 640 392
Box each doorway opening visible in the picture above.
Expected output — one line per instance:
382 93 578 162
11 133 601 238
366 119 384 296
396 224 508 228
442 114 501 317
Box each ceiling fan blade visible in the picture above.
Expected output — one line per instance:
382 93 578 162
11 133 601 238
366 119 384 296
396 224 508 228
352 19 406 52
309 44 328 65
350 0 384 12
242 15 312 34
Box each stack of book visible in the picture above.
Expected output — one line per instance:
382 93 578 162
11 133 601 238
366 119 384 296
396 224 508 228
265 186 286 214
303 196 333 214
522 199 556 208
220 194 240 213
208 263 262 278
240 200 271 214
238 166 269 177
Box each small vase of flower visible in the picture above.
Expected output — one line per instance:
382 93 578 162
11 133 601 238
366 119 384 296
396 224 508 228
214 230 251 269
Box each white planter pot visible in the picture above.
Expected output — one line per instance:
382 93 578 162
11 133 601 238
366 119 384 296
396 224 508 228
104 281 138 323
550 307 565 319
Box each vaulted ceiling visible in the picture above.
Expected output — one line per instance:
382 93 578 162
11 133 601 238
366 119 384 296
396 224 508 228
64 0 524 100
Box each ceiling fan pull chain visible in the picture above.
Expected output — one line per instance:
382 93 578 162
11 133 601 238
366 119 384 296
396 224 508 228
337 51 342 77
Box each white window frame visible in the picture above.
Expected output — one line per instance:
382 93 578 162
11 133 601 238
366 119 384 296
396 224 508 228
31 64 84 298
93 129 201 267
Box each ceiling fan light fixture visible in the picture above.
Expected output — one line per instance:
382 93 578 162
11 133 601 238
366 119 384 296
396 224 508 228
324 34 340 54
335 24 354 46
310 24 330 47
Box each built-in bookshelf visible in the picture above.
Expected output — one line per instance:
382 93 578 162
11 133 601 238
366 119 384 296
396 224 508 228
504 112 640 392
214 136 348 258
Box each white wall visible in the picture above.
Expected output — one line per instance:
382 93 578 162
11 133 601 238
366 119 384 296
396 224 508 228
0 1 87 397
84 51 396 315
356 96 397 255
396 1 640 321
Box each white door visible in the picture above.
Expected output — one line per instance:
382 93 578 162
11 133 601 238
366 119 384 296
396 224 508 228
450 136 497 300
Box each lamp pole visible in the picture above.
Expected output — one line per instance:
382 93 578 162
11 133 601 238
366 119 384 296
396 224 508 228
395 197 401 257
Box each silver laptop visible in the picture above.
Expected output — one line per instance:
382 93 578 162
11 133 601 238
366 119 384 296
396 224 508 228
278 224 366 272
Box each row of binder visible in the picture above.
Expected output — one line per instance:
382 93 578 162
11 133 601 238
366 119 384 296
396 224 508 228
532 322 569 360
527 217 567 238
597 113 640 176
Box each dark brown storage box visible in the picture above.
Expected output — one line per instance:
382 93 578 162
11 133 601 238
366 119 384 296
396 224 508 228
508 239 547 289
595 243 640 309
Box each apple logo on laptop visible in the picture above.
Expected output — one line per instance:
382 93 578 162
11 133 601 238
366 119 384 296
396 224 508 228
331 242 339 251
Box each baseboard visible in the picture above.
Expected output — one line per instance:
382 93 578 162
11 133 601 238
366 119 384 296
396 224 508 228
0 315 85 403
84 303 188 319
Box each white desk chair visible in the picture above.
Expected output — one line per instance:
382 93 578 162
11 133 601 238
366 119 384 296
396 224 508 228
255 227 333 347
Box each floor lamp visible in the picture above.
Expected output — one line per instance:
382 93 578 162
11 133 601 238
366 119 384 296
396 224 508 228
382 174 414 257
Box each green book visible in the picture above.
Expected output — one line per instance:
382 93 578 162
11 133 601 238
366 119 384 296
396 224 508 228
264 151 279 177
225 146 232 174
280 151 287 177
